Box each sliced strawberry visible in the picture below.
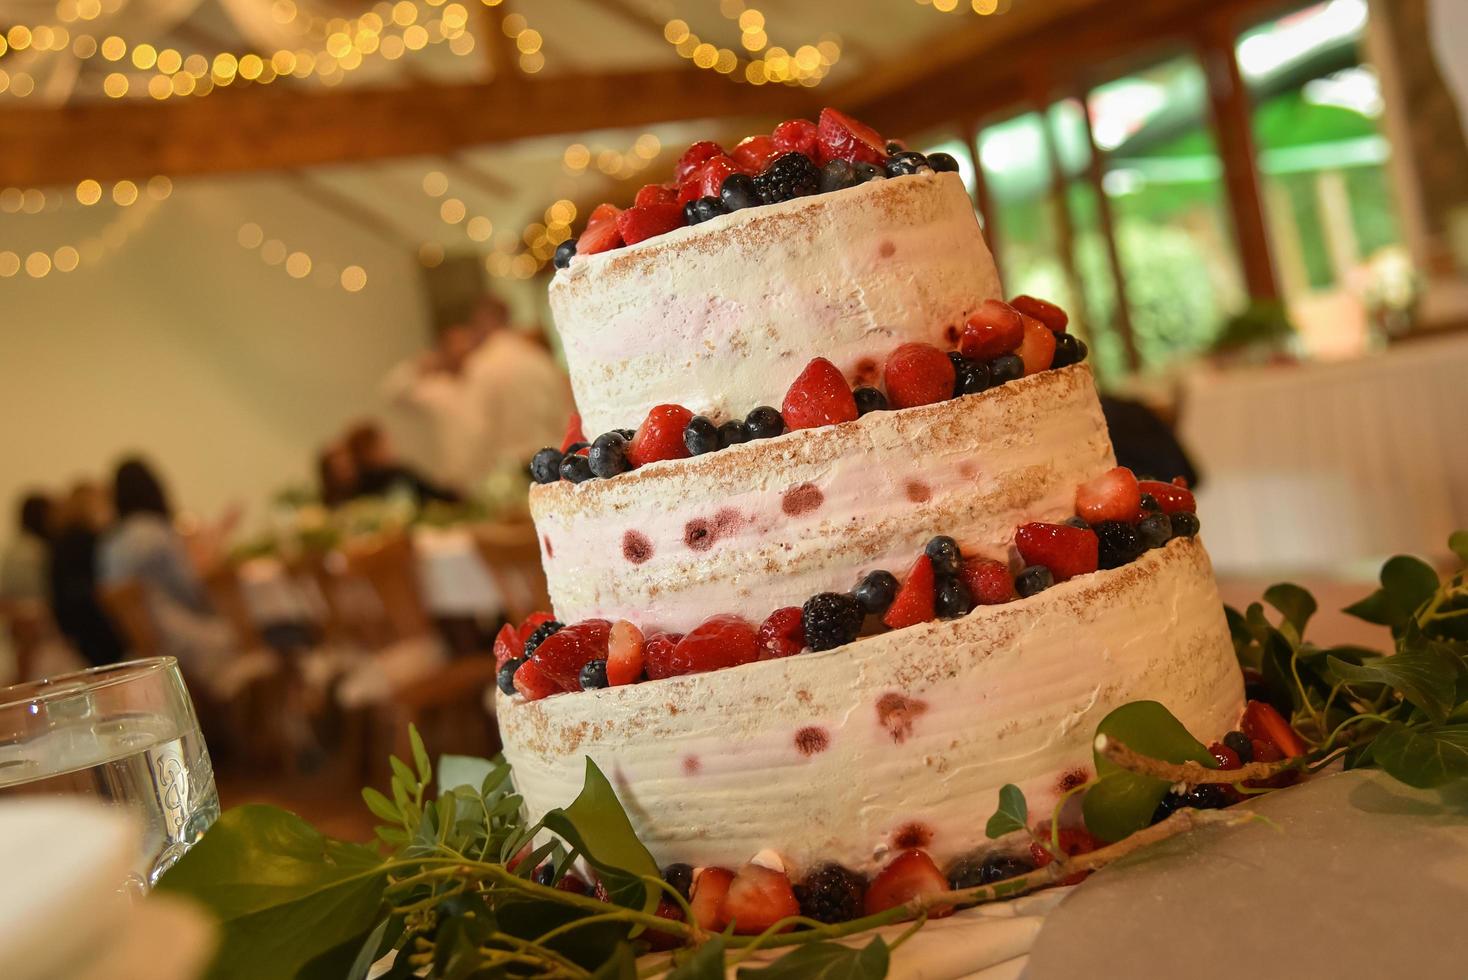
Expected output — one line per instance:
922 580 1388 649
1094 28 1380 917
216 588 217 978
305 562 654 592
558 415 585 453
655 615 759 678
586 203 620 227
1138 480 1196 515
1010 295 1068 333
1016 314 1057 375
641 632 684 680
512 655 559 701
646 897 685 951
675 140 725 183
1029 826 1101 886
782 357 857 430
1075 466 1142 525
577 219 623 256
959 300 1025 360
884 342 955 410
816 107 888 166
679 154 741 204
628 404 694 468
606 620 645 687
722 863 800 935
960 557 1015 606
634 183 678 208
616 203 685 246
772 118 818 157
882 554 936 630
1014 523 1099 582
757 607 806 659
1241 700 1306 758
732 134 782 173
531 619 611 691
493 623 523 670
689 867 734 931
1208 742 1242 770
864 849 950 917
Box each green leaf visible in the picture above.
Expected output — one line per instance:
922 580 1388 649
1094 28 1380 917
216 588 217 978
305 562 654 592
1344 588 1394 627
591 943 640 980
1450 531 1468 566
156 805 389 980
1264 583 1316 635
389 755 418 794
541 758 661 916
344 917 393 980
1371 723 1468 788
667 936 726 980
361 788 399 824
984 783 1029 838
1082 771 1166 845
1083 701 1216 842
1328 647 1458 723
1350 556 1440 634
408 724 431 786
436 753 497 795
738 937 889 980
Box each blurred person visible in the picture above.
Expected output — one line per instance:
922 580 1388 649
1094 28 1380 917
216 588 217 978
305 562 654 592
345 421 460 506
48 481 125 668
1100 395 1200 489
0 492 53 602
317 442 358 508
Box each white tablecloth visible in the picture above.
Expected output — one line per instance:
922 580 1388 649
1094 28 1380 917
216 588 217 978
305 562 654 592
235 557 323 625
412 526 503 618
1178 334 1468 577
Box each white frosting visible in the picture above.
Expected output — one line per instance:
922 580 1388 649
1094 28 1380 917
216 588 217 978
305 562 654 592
549 172 1001 434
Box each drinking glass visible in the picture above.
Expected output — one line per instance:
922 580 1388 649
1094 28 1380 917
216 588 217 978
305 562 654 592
0 657 219 892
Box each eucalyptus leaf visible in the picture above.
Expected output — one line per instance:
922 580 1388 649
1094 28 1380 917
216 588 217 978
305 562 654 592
1084 701 1215 842
737 937 889 980
1264 583 1316 635
541 758 661 915
389 755 418 794
344 917 393 980
666 935 726 980
1328 647 1458 723
408 724 432 785
985 783 1029 838
361 787 400 824
1370 722 1468 788
437 753 497 795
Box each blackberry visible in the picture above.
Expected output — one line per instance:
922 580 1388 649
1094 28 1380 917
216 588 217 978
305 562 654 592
853 386 888 415
1137 512 1173 550
1170 512 1201 538
925 535 962 577
558 454 593 484
1051 332 1086 368
802 592 864 651
1095 520 1144 569
720 172 759 211
990 354 1024 385
885 151 930 177
745 406 785 440
754 152 820 204
588 432 631 479
928 152 961 173
523 621 563 658
936 575 974 619
1182 784 1230 810
552 239 577 270
717 420 749 449
1016 565 1054 598
852 162 885 184
818 159 856 194
579 659 609 690
683 416 719 456
663 863 694 902
497 656 525 695
946 856 986 890
530 448 564 485
795 864 866 924
1151 791 1183 824
1223 730 1253 763
853 569 899 615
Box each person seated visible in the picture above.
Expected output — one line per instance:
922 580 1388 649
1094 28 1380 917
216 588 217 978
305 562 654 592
344 421 460 506
316 442 359 508
47 482 126 668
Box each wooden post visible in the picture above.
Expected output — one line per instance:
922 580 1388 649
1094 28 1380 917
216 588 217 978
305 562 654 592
1079 89 1142 374
1032 86 1092 359
961 117 1005 284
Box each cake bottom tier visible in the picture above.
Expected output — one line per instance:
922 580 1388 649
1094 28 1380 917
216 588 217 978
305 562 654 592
497 536 1244 876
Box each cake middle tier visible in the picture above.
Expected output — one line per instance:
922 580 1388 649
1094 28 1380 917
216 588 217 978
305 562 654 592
530 364 1114 632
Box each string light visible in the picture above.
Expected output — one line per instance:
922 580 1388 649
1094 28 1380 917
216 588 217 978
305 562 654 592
663 4 840 87
912 0 1005 13
235 219 370 292
0 189 164 280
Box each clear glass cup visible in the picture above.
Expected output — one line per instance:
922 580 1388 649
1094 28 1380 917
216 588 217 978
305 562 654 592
0 657 219 892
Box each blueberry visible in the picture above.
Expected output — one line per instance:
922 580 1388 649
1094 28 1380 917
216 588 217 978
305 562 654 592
579 659 609 690
663 863 694 902
616 428 636 441
1139 493 1161 513
852 162 885 184
558 454 593 484
552 239 577 270
990 354 1024 385
885 151 930 177
1052 332 1086 368
1182 784 1230 810
587 431 631 479
1151 791 1183 824
885 140 906 155
952 356 991 396
683 415 720 456
530 447 564 485
947 856 985 890
978 854 1035 884
497 656 525 695
720 172 760 211
682 200 700 226
802 592 864 651
1170 512 1201 538
1063 516 1091 531
1016 565 1054 598
565 441 590 454
1095 520 1145 569
744 406 785 440
924 535 962 577
818 159 856 194
853 386 888 415
928 152 961 173
796 864 866 924
717 420 749 449
853 569 899 615
523 621 563 657
533 862 557 886
694 196 726 223
935 575 973 619
1223 730 1253 763
1137 512 1173 550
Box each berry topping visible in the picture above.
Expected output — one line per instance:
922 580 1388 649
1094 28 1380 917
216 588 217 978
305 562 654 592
818 159 857 193
758 606 806 659
755 151 821 204
948 852 1036 889
552 239 577 270
634 183 677 208
579 659 609 690
496 656 525 696
558 453 593 484
723 863 801 935
683 196 726 225
772 118 819 156
1010 295 1068 332
615 202 684 246
683 415 719 456
586 203 620 226
511 655 558 701
864 849 950 918
654 615 759 679
853 161 885 184
989 353 1024 385
732 134 782 173
576 215 623 256
629 404 695 468
531 619 611 691
689 867 734 931
1028 827 1101 886
1241 700 1306 758
927 152 961 173
719 172 760 212
816 107 888 166
587 431 631 479
1208 741 1242 770
1051 333 1088 368
523 620 564 657
492 623 523 670
606 620 645 686
663 863 695 902
885 151 930 177
802 592 864 651
882 554 936 630
924 535 963 577
796 864 866 924
854 569 899 615
1075 466 1143 524
1016 314 1058 375
1094 520 1145 569
559 413 586 453
530 447 563 485
744 405 785 440
961 558 1015 605
640 631 683 680
1016 564 1055 598
1137 480 1197 515
1223 730 1254 763
884 342 956 409
680 154 742 204
782 357 858 430
853 386 888 415
717 420 750 448
1137 512 1174 550
960 300 1025 360
676 140 725 183
1169 511 1201 537
935 575 974 620
1015 522 1100 582
951 353 992 396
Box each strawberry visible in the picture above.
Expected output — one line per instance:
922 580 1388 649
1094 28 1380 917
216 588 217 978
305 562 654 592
884 342 956 410
1010 295 1068 333
679 154 741 204
577 218 623 256
1208 742 1242 770
646 897 685 951
675 140 725 183
782 357 857 430
629 404 695 468
655 615 759 678
606 620 645 686
732 134 781 173
492 623 523 670
772 118 818 157
816 107 888 166
616 203 684 246
1016 314 1057 375
531 619 611 691
558 414 585 453
882 554 936 630
1241 700 1306 758
1075 466 1142 524
723 863 800 934
1029 827 1101 886
864 849 950 917
757 607 806 659
1138 480 1196 515
517 611 556 645
641 632 684 680
634 183 677 207
959 300 1024 360
689 867 734 931
1014 523 1099 582
960 557 1015 605
586 203 620 226
511 655 559 701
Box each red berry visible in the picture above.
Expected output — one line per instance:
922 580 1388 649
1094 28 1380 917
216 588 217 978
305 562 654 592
654 615 759 678
1014 523 1099 582
512 656 559 701
731 134 781 173
1241 700 1306 758
556 872 589 895
577 218 623 256
640 632 684 680
517 611 556 643
586 203 620 227
675 141 725 183
1138 480 1196 515
531 619 611 691
772 118 818 157
492 623 523 670
629 404 695 468
1252 737 1283 763
722 863 800 935
959 300 1024 360
782 357 857 430
558 414 586 453
634 183 677 208
960 558 1014 605
1075 466 1142 524
645 897 685 951
1010 295 1068 333
606 620 645 686
883 342 955 410
1208 742 1242 770
679 154 740 204
882 554 936 630
1029 827 1101 886
864 849 950 918
1016 314 1057 375
757 607 806 659
816 107 888 166
616 203 685 246
690 866 735 930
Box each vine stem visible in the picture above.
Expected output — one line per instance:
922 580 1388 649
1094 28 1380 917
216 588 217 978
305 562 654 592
1094 735 1301 784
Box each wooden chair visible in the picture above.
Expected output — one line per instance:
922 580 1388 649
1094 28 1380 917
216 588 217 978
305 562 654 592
471 521 550 625
98 579 162 659
0 597 52 683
